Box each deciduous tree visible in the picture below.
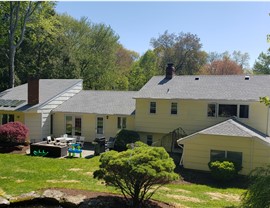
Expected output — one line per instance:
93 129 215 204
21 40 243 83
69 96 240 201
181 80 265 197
150 31 207 75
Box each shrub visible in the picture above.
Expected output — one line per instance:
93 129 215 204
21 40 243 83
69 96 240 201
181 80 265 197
0 122 29 146
113 129 140 151
94 141 179 208
241 165 270 208
208 160 239 181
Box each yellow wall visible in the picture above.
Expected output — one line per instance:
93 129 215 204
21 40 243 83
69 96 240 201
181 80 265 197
0 111 24 124
135 99 268 135
180 134 270 175
53 112 135 142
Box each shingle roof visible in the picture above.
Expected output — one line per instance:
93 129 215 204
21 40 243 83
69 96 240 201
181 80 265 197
134 75 270 101
178 118 270 144
0 79 82 111
53 90 136 115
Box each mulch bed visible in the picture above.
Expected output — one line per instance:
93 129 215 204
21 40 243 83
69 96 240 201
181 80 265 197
0 145 29 154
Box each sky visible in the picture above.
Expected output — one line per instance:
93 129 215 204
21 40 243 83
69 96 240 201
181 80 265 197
56 1 270 68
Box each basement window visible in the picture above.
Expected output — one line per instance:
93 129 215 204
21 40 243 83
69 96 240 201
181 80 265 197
147 135 153 146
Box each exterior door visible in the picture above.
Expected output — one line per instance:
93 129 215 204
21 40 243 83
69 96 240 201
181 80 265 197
65 115 82 136
96 117 104 136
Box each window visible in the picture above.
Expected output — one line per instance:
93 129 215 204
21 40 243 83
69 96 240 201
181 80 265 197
171 102 178 115
210 150 243 166
218 104 237 117
117 117 127 129
210 150 225 161
208 104 216 117
227 151 242 165
239 105 249 118
147 135 153 146
150 102 156 114
97 117 104 134
1 114 14 125
50 114 53 135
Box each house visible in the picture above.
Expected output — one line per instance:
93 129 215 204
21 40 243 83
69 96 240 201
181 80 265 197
0 79 83 142
2 64 270 175
52 90 136 141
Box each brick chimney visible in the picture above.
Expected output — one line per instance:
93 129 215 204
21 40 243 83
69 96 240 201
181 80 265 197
165 63 175 79
28 78 39 105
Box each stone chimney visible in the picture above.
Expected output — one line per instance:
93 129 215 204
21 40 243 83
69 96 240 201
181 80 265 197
28 78 39 105
165 63 175 79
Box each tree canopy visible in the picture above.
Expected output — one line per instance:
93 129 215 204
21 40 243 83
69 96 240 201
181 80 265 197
253 49 270 74
150 31 207 75
0 2 254 92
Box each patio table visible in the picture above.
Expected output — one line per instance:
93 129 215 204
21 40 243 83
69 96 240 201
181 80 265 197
55 137 76 143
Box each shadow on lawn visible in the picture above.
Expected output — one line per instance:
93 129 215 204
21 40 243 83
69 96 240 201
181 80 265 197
174 166 249 189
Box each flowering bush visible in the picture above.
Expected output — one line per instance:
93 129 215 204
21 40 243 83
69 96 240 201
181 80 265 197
0 122 29 145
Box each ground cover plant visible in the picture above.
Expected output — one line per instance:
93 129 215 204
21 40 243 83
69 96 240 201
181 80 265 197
0 153 245 207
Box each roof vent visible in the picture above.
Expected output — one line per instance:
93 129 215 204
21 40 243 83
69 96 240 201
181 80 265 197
244 76 250 80
195 77 199 80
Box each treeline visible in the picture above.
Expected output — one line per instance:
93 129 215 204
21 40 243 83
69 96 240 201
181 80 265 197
0 2 267 92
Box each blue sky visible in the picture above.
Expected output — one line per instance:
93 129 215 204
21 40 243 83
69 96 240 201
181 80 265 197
56 1 270 68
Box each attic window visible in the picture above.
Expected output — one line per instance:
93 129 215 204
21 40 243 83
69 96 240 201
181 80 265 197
195 77 199 80
244 76 250 80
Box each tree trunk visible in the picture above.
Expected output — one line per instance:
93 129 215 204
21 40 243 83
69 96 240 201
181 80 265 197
9 45 15 88
132 183 141 208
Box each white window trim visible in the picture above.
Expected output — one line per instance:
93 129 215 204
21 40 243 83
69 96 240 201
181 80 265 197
207 103 249 119
149 101 156 114
171 102 178 115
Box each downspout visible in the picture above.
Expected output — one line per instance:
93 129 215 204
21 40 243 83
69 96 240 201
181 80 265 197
267 106 270 135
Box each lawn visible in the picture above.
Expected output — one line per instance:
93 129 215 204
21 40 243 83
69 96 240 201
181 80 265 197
0 154 245 207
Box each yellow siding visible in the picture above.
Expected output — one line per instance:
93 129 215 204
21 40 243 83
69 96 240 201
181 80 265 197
0 111 24 123
53 112 135 142
24 113 42 142
180 134 270 175
135 99 269 135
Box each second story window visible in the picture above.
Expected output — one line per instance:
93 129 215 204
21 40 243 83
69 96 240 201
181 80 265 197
218 104 237 117
150 102 156 114
208 104 216 117
117 117 127 129
171 102 178 115
239 105 249 118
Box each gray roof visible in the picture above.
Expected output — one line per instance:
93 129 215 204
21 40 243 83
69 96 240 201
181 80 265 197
178 118 270 144
134 75 270 101
53 90 136 115
0 79 82 111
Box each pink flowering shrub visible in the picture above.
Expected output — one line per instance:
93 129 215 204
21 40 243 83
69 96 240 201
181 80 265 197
0 122 29 145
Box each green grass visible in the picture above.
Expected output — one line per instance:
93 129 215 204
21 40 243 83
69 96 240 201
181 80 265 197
0 154 245 207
